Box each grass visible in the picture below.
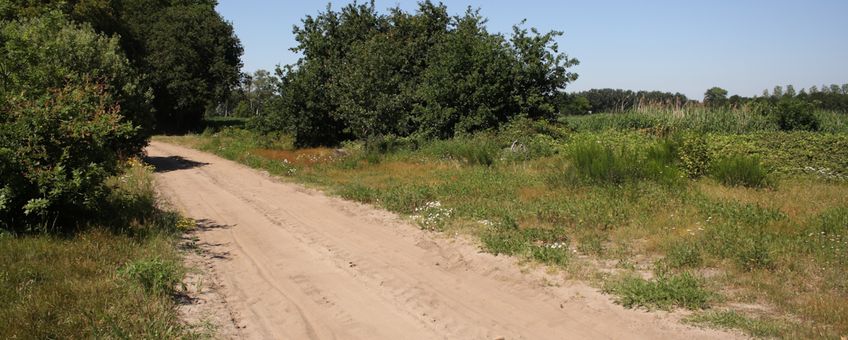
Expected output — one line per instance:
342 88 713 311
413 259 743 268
156 119 848 338
711 154 772 188
686 310 786 338
603 272 712 310
0 160 194 339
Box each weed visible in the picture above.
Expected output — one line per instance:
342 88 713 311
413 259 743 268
604 272 711 310
119 258 183 296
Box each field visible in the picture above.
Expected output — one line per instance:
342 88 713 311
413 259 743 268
0 161 199 338
158 111 848 339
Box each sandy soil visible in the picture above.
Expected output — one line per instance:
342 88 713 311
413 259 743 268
147 141 740 340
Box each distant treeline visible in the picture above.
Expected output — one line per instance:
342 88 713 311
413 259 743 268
555 84 848 115
232 1 577 146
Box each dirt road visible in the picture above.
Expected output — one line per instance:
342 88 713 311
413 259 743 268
147 141 737 340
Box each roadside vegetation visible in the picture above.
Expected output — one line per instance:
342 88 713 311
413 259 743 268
1 1 241 337
159 110 848 338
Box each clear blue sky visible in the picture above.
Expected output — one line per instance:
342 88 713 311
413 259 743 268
217 0 848 100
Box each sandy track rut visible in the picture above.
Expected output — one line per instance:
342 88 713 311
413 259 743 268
147 141 737 340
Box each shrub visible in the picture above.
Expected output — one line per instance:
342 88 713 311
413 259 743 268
1 83 139 232
711 154 772 188
679 133 711 178
760 98 820 131
0 14 149 233
569 142 640 184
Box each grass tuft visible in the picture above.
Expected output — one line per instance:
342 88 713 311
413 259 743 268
604 272 712 310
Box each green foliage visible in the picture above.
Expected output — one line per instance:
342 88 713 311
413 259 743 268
2 0 244 132
758 97 821 131
0 161 192 339
678 133 711 178
710 154 772 188
481 223 570 266
420 137 500 166
571 88 689 113
119 258 182 296
604 272 711 310
556 139 682 186
1 81 139 232
703 87 728 108
255 2 578 145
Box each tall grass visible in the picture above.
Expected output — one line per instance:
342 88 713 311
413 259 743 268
711 154 772 188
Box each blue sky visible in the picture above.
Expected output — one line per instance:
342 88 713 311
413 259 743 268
217 0 848 100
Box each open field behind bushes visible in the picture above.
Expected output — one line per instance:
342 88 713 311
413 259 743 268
157 114 848 339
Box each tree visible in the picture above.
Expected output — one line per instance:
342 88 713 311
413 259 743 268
1 0 244 132
258 1 578 145
772 85 783 98
786 84 796 97
704 87 728 107
123 1 243 131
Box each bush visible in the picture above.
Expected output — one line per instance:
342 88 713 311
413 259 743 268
0 14 148 233
678 133 711 178
711 154 772 188
1 83 139 232
760 98 820 131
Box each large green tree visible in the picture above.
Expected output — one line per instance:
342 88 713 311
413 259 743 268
258 1 579 146
2 0 243 132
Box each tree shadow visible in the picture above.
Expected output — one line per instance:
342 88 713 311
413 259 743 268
144 155 208 173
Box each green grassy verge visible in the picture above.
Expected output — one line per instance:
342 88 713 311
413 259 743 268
0 160 197 338
156 120 848 338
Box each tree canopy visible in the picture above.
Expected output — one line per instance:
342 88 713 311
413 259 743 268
252 1 579 146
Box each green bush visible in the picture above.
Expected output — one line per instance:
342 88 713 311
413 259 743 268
678 133 711 178
0 14 149 233
759 98 820 131
711 154 772 188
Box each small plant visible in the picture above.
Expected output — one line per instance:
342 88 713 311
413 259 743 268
710 154 772 188
604 272 711 310
119 258 182 295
